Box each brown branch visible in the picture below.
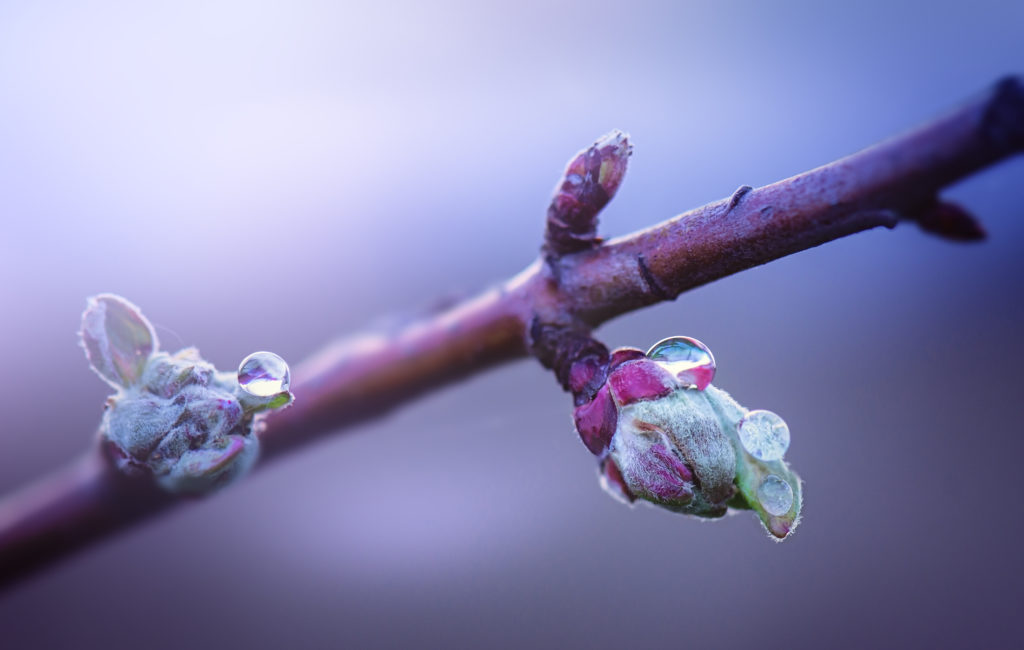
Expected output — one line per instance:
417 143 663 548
1 76 1021 591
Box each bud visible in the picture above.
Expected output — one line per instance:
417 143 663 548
81 295 294 495
575 343 803 540
543 130 632 256
913 200 986 241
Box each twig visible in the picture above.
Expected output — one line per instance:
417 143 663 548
1 76 1021 591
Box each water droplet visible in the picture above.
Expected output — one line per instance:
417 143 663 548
237 351 291 397
757 475 793 516
645 336 716 390
737 410 790 461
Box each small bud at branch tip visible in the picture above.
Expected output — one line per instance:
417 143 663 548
543 130 633 257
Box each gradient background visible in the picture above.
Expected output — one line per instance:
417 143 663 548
1 1 1022 648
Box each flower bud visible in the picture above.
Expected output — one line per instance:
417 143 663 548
82 295 294 495
575 346 803 540
609 385 735 517
544 130 632 255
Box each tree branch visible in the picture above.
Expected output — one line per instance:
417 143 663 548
1 76 1021 590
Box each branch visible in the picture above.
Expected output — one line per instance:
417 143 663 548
1 76 1021 590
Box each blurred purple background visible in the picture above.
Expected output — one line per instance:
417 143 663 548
1 1 1022 648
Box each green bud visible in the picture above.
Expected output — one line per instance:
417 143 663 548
82 295 293 495
608 384 802 540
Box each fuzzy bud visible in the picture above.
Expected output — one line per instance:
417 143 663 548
82 295 293 495
575 348 803 540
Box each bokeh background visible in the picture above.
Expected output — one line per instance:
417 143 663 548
1 1 1022 648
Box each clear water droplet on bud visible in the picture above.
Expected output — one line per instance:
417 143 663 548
757 474 793 516
237 351 291 397
645 336 716 390
738 409 790 461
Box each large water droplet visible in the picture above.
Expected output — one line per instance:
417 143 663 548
645 336 716 390
757 474 793 516
737 410 790 461
237 351 291 397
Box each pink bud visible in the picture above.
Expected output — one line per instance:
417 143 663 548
608 388 737 515
544 130 632 255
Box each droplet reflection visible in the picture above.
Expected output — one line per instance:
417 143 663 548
757 474 793 516
738 409 790 461
645 336 716 390
237 351 291 397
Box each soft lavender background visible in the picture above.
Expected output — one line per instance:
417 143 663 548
1 1 1022 648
